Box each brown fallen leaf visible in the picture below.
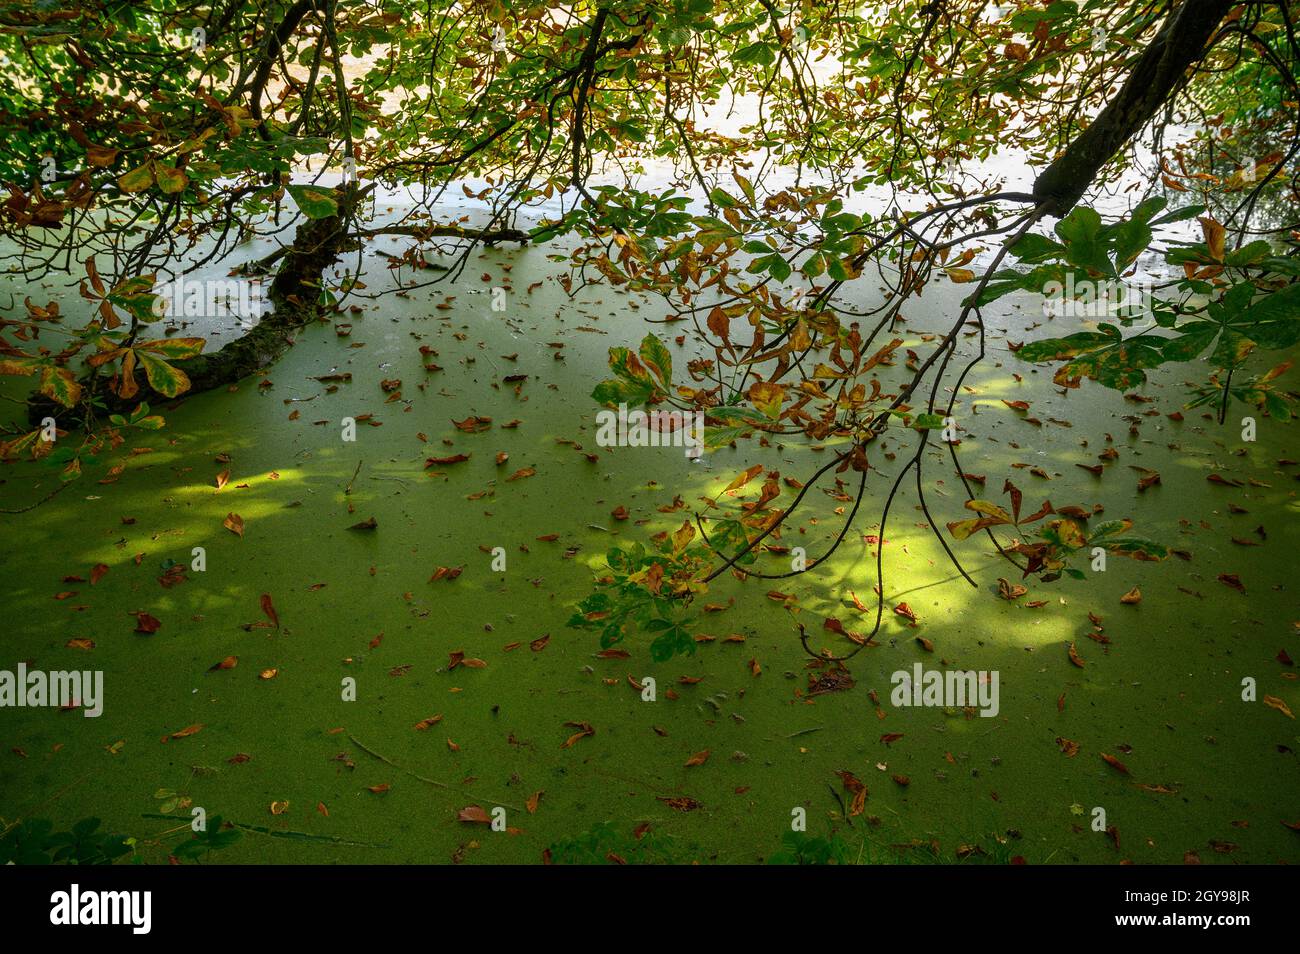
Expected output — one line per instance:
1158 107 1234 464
997 577 1027 600
1217 573 1245 593
169 724 204 740
208 655 238 672
1068 642 1086 668
451 416 492 433
447 650 486 670
684 749 711 767
458 805 491 824
561 721 595 748
655 795 702 812
223 512 245 537
1120 586 1142 604
133 611 162 634
1100 752 1130 775
89 563 110 585
260 593 279 628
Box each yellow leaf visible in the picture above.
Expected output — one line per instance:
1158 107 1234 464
1264 695 1294 719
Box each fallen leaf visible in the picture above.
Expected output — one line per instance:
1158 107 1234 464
260 593 279 628
1263 695 1295 719
1101 752 1130 775
561 721 595 748
997 578 1027 600
458 805 491 824
1217 573 1245 593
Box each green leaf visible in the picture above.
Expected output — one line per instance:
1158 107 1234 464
39 366 82 408
135 350 191 397
286 184 340 220
135 337 205 360
152 162 188 194
638 334 672 387
1148 203 1205 227
1236 282 1300 348
1009 233 1066 263
1054 206 1113 277
591 376 656 408
117 164 155 193
1111 218 1152 271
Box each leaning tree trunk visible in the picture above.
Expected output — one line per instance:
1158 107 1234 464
1032 0 1234 216
26 190 359 427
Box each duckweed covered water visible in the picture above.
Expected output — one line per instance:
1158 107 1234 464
1 237 1297 865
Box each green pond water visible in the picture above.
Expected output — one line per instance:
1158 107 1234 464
1 240 1297 864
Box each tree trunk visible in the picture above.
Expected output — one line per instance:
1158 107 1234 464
1032 0 1234 216
27 193 357 426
